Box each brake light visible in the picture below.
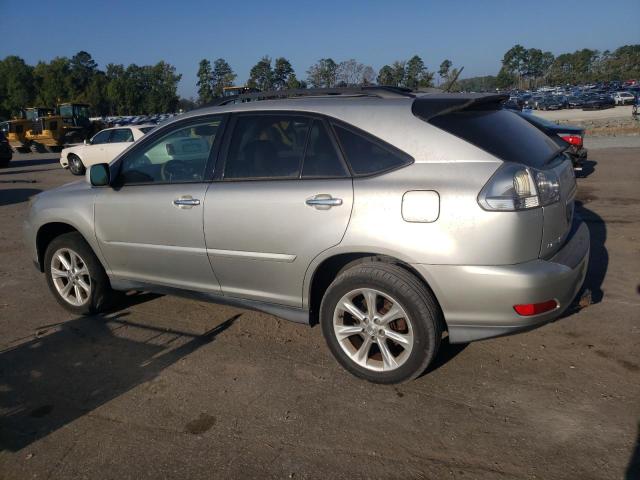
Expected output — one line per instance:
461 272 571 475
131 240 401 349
478 163 561 211
513 299 558 316
560 135 583 147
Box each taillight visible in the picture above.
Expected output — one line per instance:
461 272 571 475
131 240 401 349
478 163 561 211
560 135 583 147
514 299 558 316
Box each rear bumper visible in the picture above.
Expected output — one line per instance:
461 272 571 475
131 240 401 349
413 218 590 343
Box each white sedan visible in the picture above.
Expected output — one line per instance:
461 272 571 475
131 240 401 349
60 125 155 175
612 91 636 105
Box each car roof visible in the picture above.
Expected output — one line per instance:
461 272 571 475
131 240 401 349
169 95 504 164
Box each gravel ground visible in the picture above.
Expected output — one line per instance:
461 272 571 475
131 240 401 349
0 149 638 480
536 105 635 122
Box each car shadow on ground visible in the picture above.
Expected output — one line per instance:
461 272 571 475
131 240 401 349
575 200 608 304
627 424 640 480
0 292 242 452
0 167 61 176
576 159 597 178
0 188 42 206
560 201 608 318
5 157 59 168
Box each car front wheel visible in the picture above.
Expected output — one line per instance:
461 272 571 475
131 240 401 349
68 154 86 175
320 262 443 384
44 232 113 315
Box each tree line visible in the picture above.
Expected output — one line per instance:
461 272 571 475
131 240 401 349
2 44 638 119
0 51 182 119
195 54 460 104
494 44 640 90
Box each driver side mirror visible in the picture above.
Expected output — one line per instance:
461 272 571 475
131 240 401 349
89 163 110 187
84 139 90 145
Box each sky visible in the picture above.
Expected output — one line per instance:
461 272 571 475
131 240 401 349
1 0 638 98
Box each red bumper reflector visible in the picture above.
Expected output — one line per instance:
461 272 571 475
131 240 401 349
513 299 558 316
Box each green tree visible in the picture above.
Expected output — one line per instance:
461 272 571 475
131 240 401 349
33 57 72 107
105 63 127 114
196 59 214 104
438 59 452 84
85 72 109 115
286 72 306 89
306 58 338 88
495 67 515 89
248 56 273 91
272 57 294 90
405 55 433 89
146 61 182 113
391 61 406 87
377 65 395 86
0 56 34 117
212 58 236 97
69 51 98 101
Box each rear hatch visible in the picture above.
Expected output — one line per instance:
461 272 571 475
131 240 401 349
412 94 576 259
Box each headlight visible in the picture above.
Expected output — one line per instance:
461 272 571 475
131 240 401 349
478 163 561 211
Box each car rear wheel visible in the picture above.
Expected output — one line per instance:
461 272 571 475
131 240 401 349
68 154 86 175
320 262 442 384
44 232 113 315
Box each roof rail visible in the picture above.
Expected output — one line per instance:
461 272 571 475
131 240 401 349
204 86 415 108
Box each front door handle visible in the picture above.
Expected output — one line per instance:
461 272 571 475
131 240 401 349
173 196 201 209
306 194 343 210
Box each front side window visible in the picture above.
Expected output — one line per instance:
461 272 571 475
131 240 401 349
333 124 412 176
224 115 311 179
91 130 112 145
110 128 134 143
118 118 222 185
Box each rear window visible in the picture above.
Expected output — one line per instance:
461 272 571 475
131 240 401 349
427 109 562 168
333 124 413 176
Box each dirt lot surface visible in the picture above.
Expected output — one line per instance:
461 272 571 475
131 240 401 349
0 147 639 479
536 105 634 122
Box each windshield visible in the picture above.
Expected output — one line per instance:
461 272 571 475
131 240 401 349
76 105 90 119
59 105 73 117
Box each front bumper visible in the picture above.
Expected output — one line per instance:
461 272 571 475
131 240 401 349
414 218 590 343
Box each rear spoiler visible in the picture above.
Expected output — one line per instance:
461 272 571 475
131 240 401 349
411 93 509 121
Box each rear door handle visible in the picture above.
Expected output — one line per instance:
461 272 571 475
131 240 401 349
173 196 201 209
306 194 342 210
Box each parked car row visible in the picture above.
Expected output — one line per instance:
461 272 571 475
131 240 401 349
504 81 639 111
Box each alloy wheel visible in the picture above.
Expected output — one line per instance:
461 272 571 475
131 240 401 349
333 288 414 372
50 248 91 306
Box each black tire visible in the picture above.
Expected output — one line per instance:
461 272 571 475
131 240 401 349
68 154 86 175
44 232 113 315
320 262 443 384
0 157 10 168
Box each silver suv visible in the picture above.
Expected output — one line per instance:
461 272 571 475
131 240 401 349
24 90 590 384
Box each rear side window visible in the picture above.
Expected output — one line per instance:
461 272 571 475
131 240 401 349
224 115 311 179
427 109 562 168
333 124 412 176
301 121 347 178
